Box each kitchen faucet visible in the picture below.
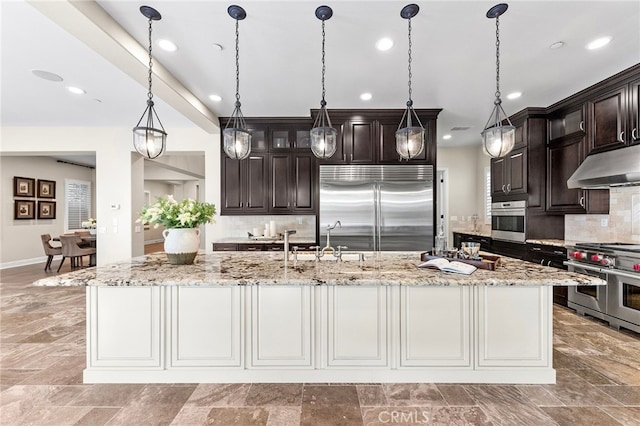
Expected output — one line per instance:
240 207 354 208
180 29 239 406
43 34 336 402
320 221 341 257
283 229 297 268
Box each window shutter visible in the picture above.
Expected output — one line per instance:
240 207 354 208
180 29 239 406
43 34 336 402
65 179 92 231
485 166 491 224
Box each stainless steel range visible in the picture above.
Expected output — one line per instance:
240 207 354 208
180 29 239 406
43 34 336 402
565 243 640 333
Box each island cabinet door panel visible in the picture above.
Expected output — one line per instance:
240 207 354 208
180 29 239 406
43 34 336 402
326 286 388 367
170 287 242 367
476 286 551 367
88 287 162 368
250 286 313 367
400 286 471 367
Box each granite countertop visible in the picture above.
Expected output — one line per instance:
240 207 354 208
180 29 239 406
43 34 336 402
214 237 316 245
34 251 605 288
525 239 566 247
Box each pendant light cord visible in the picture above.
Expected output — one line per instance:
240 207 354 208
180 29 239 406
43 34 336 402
494 15 501 103
407 18 413 103
235 19 241 106
321 19 326 106
147 18 154 102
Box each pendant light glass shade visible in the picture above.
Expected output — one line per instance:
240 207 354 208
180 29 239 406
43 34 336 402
396 4 425 160
133 6 167 160
310 5 337 159
223 5 251 160
481 3 515 158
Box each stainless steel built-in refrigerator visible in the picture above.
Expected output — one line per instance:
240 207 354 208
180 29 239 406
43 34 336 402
319 165 434 251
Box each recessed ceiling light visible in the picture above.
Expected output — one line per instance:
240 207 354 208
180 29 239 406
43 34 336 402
31 69 63 82
442 134 452 140
549 41 565 50
506 92 522 100
212 43 224 51
586 36 612 50
67 86 86 95
157 39 178 52
209 94 223 102
360 92 373 101
375 37 394 51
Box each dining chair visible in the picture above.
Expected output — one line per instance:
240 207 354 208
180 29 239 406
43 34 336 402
57 235 97 272
40 234 62 271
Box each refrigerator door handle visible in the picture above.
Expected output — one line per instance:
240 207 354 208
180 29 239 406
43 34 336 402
373 183 378 251
376 183 382 251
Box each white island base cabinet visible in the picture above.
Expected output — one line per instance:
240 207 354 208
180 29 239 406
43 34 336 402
83 285 555 384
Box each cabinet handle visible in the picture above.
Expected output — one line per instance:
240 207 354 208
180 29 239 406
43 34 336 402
240 202 244 208
579 196 585 208
506 184 511 193
350 153 353 162
511 153 523 158
633 128 638 140
540 260 545 265
247 202 251 208
547 260 552 267
287 202 291 208
531 247 542 251
619 131 625 143
553 250 565 255
579 121 584 132
502 184 506 194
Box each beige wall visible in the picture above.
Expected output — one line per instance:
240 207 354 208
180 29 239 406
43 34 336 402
437 145 490 245
0 156 95 266
1 126 219 267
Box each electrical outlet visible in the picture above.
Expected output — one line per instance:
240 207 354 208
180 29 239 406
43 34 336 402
600 218 609 227
135 226 141 233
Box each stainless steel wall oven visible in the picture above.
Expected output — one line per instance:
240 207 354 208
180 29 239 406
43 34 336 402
491 200 526 243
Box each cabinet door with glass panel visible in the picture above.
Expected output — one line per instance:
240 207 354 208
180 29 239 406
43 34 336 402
270 124 312 151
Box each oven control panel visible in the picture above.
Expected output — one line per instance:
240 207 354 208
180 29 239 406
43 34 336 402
568 250 615 267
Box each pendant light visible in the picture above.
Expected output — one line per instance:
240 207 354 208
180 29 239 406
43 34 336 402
133 6 167 160
481 3 515 158
396 4 425 161
310 5 337 159
223 5 251 160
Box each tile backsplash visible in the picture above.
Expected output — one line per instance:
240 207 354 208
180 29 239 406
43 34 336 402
565 186 640 244
213 215 316 240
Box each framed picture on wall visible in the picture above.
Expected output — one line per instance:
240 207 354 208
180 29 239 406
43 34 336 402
37 179 56 199
14 200 35 220
37 201 56 219
13 176 35 197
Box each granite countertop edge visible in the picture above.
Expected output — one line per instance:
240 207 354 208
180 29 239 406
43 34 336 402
34 251 605 288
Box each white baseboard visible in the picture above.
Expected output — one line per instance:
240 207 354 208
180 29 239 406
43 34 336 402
0 256 48 270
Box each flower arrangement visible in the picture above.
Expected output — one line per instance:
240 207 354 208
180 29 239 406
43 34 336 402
81 218 97 229
138 195 216 229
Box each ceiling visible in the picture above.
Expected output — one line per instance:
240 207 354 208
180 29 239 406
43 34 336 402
2 1 639 148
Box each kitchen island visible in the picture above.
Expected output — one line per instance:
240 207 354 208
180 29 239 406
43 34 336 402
35 251 604 384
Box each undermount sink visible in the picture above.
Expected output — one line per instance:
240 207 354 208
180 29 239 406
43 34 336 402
295 253 363 262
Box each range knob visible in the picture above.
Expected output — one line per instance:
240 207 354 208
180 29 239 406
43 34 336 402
600 258 613 267
570 251 587 260
591 254 603 262
634 264 640 271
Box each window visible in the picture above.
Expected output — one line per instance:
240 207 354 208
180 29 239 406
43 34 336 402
485 166 491 224
65 179 92 231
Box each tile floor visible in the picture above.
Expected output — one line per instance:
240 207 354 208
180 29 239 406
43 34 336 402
1 261 639 425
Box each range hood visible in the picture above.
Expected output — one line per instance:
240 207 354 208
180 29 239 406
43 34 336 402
567 144 640 189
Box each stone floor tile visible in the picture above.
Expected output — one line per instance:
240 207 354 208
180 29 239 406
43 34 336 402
205 407 270 425
18 355 85 385
570 367 621 385
302 385 359 406
463 385 529 406
170 406 211 425
599 406 640 426
515 385 565 406
479 403 557 425
245 383 303 406
541 406 622 426
596 385 640 406
184 383 250 407
383 383 446 406
15 405 93 425
266 406 301 426
543 369 623 406
133 384 197 406
300 404 363 426
357 385 387 407
436 384 476 406
67 384 145 407
73 407 121 426
107 404 186 425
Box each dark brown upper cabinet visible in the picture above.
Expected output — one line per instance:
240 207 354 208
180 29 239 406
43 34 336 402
587 75 640 153
270 124 312 151
221 154 269 214
548 105 585 143
491 147 527 199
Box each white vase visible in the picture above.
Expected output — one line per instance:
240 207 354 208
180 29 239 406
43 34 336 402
89 229 97 235
162 228 200 265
